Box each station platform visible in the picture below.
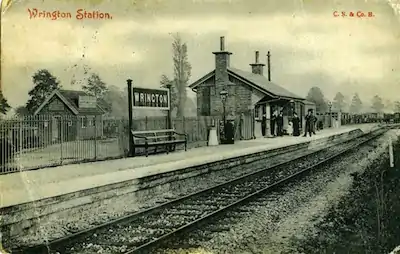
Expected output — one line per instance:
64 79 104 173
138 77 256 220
0 124 379 209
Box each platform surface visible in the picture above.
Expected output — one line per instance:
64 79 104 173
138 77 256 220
0 124 379 208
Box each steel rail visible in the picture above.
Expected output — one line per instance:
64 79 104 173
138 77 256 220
126 129 386 254
11 139 318 253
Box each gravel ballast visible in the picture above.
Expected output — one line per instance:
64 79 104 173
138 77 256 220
160 130 399 254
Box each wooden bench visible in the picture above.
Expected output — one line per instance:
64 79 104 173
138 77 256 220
131 129 187 157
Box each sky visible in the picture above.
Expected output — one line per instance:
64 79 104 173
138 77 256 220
1 0 400 110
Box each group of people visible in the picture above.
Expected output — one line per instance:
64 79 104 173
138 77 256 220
261 109 317 138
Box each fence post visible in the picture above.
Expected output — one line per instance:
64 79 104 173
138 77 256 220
94 115 98 160
60 117 63 164
197 117 200 142
127 79 134 157
183 116 186 135
19 118 23 159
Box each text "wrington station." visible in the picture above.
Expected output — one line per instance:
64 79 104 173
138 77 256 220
28 8 113 20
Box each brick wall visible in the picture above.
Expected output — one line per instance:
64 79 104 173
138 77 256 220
250 64 264 75
213 51 232 118
196 75 254 118
196 76 215 116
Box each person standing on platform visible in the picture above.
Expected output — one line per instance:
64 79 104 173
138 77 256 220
261 113 267 137
277 111 284 136
271 110 277 136
303 110 313 137
287 121 293 136
292 112 301 136
312 111 317 134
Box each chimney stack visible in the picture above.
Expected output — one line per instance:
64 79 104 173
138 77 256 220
267 51 271 81
212 36 233 116
250 51 265 75
213 36 232 68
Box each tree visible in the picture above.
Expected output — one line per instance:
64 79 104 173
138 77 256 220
384 99 393 113
0 90 11 115
171 34 192 118
160 74 179 113
371 95 384 113
349 93 363 113
26 69 61 113
333 92 346 111
102 85 128 117
82 73 108 99
306 87 327 112
394 101 400 112
14 106 29 116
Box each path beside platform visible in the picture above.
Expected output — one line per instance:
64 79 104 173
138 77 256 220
0 124 379 208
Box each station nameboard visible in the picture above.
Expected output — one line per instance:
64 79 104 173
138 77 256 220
132 87 170 110
79 96 97 108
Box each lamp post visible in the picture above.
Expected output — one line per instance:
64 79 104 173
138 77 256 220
220 89 228 143
165 83 172 130
328 101 333 127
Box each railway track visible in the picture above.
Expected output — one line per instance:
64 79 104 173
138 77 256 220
13 128 388 254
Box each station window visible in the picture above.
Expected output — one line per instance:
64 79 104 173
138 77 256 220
81 117 88 128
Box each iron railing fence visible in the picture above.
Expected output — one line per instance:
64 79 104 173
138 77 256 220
0 115 211 174
2 113 388 174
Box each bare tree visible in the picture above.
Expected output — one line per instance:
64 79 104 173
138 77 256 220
171 33 192 118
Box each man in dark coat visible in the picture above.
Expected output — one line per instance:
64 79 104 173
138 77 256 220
225 120 234 144
261 113 267 137
270 110 277 136
276 111 284 136
292 112 301 136
303 110 313 137
311 111 317 134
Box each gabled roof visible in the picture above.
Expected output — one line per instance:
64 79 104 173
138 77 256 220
228 68 304 100
58 90 107 114
189 70 215 89
189 67 305 100
303 100 316 105
34 89 106 116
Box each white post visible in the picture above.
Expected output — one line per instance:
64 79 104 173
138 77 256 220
208 125 219 146
389 137 394 168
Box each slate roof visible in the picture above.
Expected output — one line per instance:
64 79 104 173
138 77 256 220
58 90 107 115
303 100 316 105
228 67 304 100
189 67 305 101
34 89 107 116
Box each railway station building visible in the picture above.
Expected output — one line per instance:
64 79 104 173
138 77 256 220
189 36 316 138
33 89 106 141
